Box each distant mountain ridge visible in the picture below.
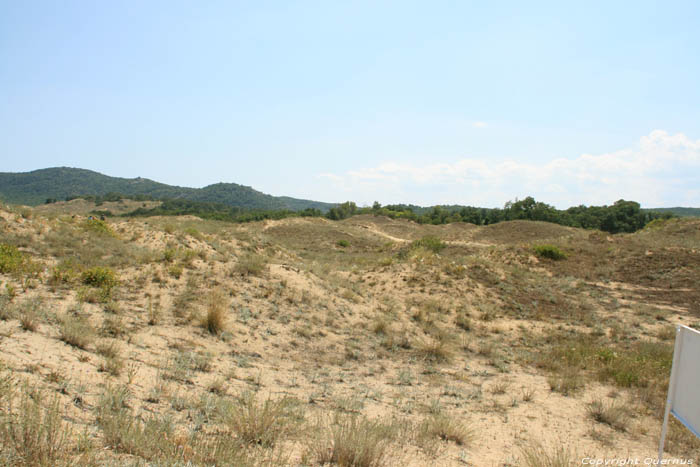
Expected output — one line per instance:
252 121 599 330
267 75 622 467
0 167 334 211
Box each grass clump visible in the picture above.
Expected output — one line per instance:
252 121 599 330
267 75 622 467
415 337 453 363
336 239 350 248
95 385 257 465
16 297 43 332
586 398 629 432
59 314 95 349
518 440 574 467
222 392 301 447
234 252 267 277
0 389 72 466
533 244 566 260
203 290 227 335
305 414 394 467
418 413 473 446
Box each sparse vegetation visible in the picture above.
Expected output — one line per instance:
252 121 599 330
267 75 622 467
0 389 72 466
0 200 696 464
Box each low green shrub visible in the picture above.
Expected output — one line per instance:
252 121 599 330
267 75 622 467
83 218 114 236
0 243 40 278
411 236 446 253
0 244 24 274
81 267 117 289
533 244 566 260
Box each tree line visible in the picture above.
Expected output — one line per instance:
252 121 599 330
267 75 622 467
55 193 673 234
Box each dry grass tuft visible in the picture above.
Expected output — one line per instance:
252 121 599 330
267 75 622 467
203 290 227 335
419 413 473 446
222 392 301 447
518 440 575 467
586 398 629 432
59 314 95 349
306 414 394 467
0 389 72 466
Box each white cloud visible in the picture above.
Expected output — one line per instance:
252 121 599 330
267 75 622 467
315 130 700 208
472 121 488 128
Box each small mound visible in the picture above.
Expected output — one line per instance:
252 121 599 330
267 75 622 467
472 220 579 244
343 215 480 242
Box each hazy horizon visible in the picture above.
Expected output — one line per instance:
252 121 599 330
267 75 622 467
2 1 699 209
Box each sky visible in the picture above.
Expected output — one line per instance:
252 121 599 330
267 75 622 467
1 1 699 208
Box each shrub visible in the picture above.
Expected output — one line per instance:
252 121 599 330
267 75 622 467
411 236 446 253
0 244 25 274
533 244 566 260
81 267 118 289
49 259 82 285
162 248 177 263
83 218 114 235
336 239 350 248
0 243 39 278
168 264 183 279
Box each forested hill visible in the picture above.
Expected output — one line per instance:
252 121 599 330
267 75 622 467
0 167 334 211
646 207 700 217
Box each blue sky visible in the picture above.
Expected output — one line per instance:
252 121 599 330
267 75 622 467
1 1 699 208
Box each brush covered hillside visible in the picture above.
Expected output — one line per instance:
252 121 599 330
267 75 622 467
0 167 333 211
0 202 699 466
